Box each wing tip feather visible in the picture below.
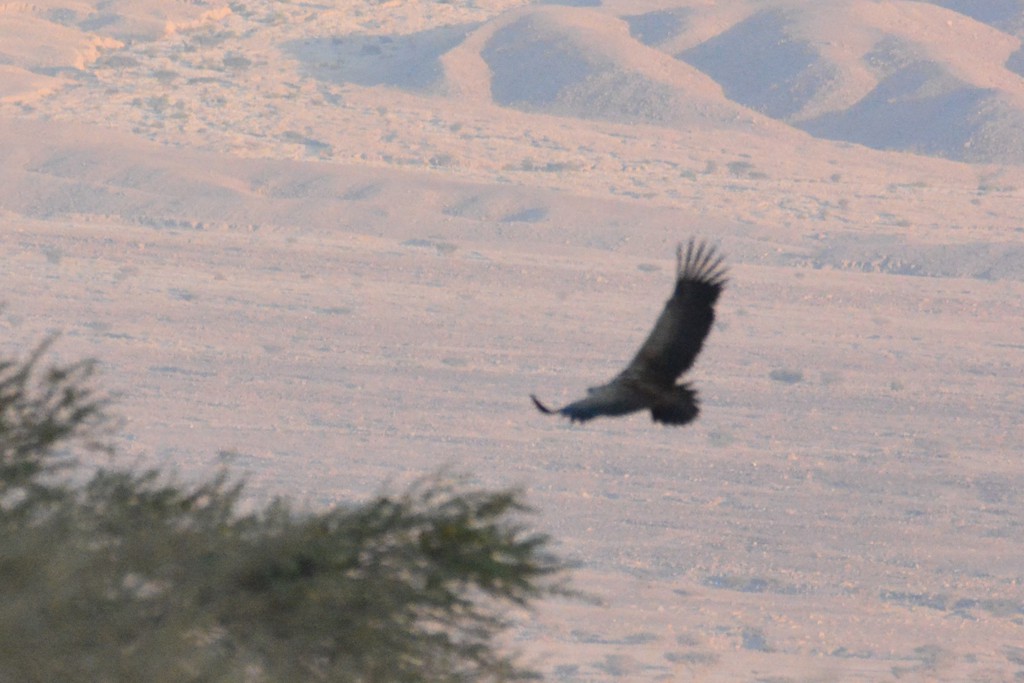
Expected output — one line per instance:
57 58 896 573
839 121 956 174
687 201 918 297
677 239 728 289
530 394 556 414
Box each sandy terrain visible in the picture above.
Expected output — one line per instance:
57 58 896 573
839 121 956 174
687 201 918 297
2 0 1024 680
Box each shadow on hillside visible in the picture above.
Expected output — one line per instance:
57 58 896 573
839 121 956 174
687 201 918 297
481 13 705 125
284 24 477 93
798 58 1024 164
679 8 830 120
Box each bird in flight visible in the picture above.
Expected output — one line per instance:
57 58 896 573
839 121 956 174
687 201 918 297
531 240 727 426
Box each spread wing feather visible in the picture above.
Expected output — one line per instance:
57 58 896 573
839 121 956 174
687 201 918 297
531 240 727 426
530 383 649 423
619 240 727 387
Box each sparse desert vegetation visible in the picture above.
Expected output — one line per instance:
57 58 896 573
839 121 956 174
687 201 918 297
0 338 569 681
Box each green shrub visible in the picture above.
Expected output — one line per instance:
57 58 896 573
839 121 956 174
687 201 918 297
0 339 569 681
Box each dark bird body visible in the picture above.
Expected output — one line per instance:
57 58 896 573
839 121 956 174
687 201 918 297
531 240 727 426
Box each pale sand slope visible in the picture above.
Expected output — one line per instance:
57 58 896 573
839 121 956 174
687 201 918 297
2 0 1024 680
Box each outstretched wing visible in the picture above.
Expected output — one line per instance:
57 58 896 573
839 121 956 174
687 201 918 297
530 240 726 426
530 381 648 423
619 240 727 387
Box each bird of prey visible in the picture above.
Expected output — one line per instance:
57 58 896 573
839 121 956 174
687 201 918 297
531 240 726 426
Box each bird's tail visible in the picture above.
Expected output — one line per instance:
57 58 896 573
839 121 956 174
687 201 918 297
530 394 557 414
650 384 700 426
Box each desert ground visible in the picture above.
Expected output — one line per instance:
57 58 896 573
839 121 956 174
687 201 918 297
2 0 1024 680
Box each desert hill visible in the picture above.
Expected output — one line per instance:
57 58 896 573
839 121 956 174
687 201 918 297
8 0 1024 165
627 0 1024 162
